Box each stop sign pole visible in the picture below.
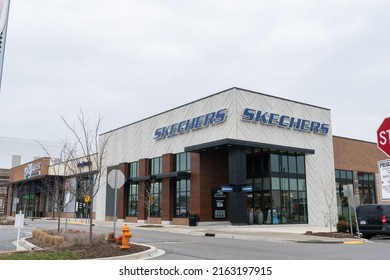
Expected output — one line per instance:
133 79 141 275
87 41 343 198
377 117 390 157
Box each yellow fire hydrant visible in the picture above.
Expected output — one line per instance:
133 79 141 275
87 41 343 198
120 224 133 250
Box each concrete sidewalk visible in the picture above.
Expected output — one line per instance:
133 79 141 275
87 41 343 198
87 219 364 245
133 224 363 244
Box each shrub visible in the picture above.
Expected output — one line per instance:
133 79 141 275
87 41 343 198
338 215 347 221
62 230 105 245
32 230 41 240
32 229 65 247
0 218 15 225
107 232 115 243
43 234 52 245
336 220 349 233
32 230 54 242
51 236 65 246
62 231 89 245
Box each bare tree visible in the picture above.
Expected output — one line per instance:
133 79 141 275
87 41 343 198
143 180 152 224
323 180 338 233
60 108 110 243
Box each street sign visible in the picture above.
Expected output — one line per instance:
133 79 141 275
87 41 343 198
14 212 24 228
378 159 390 200
108 169 125 190
84 195 91 203
377 117 390 156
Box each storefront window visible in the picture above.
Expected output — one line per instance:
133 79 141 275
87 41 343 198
281 155 288 174
72 174 94 219
335 169 353 217
176 152 190 171
149 181 161 217
288 155 297 174
358 172 376 205
297 155 305 174
289 178 298 191
150 157 162 175
247 149 307 225
271 177 280 190
269 152 307 224
127 183 138 216
175 179 190 217
129 161 139 178
17 184 42 218
270 154 279 172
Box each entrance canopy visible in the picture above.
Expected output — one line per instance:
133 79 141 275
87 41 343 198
185 138 315 154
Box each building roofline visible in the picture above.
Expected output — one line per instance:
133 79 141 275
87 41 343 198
10 157 50 171
101 87 331 136
332 135 377 145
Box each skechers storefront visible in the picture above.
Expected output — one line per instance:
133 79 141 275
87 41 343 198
97 87 336 226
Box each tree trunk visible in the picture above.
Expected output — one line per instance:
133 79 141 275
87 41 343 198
57 207 61 233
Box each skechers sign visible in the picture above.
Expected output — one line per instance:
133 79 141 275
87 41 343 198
241 108 330 135
154 109 227 140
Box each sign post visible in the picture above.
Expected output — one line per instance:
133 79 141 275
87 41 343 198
108 169 125 237
14 210 24 250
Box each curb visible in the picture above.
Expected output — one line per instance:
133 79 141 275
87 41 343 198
97 244 165 260
297 240 344 244
17 237 42 251
343 240 365 245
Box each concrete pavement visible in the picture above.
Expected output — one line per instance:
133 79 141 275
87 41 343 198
122 222 364 244
16 218 366 259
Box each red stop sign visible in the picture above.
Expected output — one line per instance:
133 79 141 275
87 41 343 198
377 117 390 156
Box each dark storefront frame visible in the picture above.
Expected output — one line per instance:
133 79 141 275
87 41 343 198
126 154 192 220
186 138 312 225
246 148 308 224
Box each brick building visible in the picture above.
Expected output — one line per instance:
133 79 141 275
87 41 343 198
333 136 390 217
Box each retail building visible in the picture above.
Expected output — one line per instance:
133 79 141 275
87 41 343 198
6 156 98 219
97 87 336 226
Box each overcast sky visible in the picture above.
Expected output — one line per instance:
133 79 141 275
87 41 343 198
0 0 389 144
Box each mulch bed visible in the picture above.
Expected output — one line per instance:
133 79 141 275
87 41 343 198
25 238 150 259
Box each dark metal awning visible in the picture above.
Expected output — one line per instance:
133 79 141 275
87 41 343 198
184 138 315 154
